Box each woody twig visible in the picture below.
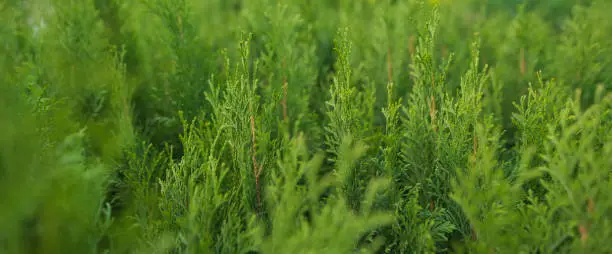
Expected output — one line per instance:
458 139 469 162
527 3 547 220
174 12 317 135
250 106 262 215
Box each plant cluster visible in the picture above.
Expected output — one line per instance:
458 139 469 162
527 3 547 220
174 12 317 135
1 0 612 253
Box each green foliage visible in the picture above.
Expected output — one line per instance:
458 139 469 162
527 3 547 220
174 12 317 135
252 134 393 254
2 0 612 253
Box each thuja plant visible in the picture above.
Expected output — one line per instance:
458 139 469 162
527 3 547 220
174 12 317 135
324 28 378 211
239 0 323 150
511 74 570 166
530 93 612 253
451 89 612 253
205 35 274 216
252 134 394 254
157 113 251 254
450 121 525 253
0 1 135 253
106 0 235 154
372 7 456 253
547 0 612 106
333 0 419 106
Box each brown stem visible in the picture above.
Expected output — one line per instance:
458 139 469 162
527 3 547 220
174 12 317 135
583 198 595 244
579 224 588 244
250 114 262 214
430 96 437 133
282 56 288 121
282 81 288 122
471 226 478 241
430 73 437 133
409 35 415 56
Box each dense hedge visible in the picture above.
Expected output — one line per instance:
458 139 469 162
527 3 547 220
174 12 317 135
1 0 611 253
